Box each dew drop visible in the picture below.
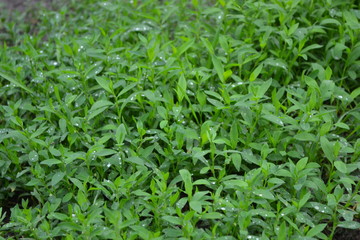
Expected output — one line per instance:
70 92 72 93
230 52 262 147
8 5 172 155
329 9 337 17
78 45 85 52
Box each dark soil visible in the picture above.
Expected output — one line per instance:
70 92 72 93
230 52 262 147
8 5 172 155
0 0 66 45
333 217 360 240
334 227 360 240
0 0 55 12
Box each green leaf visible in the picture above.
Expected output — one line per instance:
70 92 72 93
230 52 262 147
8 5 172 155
296 157 308 172
334 122 350 130
193 179 210 185
89 100 113 111
49 146 62 157
250 209 276 218
304 76 320 92
157 106 167 119
263 58 287 70
176 38 195 57
201 37 214 55
116 124 126 145
331 43 347 60
69 178 85 192
241 149 259 165
320 122 332 136
211 55 225 83
338 221 360 229
253 189 275 200
85 62 103 79
249 64 263 82
277 222 287 240
118 82 137 97
350 87 360 100
189 200 202 213
26 178 42 186
343 10 360 30
286 23 298 36
231 153 242 171
268 178 285 185
125 157 145 166
0 71 34 94
223 179 248 189
325 66 332 80
63 44 73 55
176 74 187 102
306 223 327 237
320 19 341 26
51 171 66 186
96 149 117 156
130 225 151 239
256 79 272 98
185 128 199 140
201 212 224 219
298 191 311 209
41 159 62 166
275 169 292 178
320 136 335 162
48 212 68 221
179 169 193 198
207 98 224 107
347 46 360 66
301 44 323 54
262 114 284 126
294 132 317 142
95 76 112 93
162 216 182 225
29 150 39 162
334 161 347 173
59 119 67 133
309 202 332 214
160 120 168 129
219 35 229 52
88 100 113 120
230 122 238 148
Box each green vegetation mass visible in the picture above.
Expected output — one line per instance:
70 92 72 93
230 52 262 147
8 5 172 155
0 0 359 239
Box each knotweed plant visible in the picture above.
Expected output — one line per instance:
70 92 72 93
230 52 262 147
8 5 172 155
0 0 359 239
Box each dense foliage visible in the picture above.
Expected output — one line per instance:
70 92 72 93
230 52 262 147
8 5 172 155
0 0 359 239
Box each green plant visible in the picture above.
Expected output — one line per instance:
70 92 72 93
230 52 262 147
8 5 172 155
0 0 359 239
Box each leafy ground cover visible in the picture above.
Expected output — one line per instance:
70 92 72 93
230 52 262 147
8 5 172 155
0 0 359 239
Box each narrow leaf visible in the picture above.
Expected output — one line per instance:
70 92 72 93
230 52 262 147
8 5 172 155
0 71 34 94
179 169 193 197
306 224 327 237
249 64 263 82
211 55 225 83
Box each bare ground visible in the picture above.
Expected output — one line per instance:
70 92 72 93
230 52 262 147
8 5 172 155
0 0 56 12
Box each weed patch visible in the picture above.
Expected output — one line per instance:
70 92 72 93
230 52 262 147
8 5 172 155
0 0 359 239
